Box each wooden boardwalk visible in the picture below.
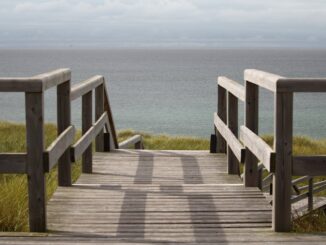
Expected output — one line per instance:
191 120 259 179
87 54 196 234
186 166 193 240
1 149 325 244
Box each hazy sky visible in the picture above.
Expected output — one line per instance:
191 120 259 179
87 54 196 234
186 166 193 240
1 0 326 48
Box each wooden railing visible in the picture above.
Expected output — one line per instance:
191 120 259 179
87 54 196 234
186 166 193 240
211 69 326 232
0 69 143 232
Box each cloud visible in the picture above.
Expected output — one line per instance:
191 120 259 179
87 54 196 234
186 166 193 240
0 0 326 47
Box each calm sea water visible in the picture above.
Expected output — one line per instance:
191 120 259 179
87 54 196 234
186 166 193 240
0 48 326 138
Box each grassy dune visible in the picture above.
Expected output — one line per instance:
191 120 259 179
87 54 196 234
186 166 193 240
0 122 325 232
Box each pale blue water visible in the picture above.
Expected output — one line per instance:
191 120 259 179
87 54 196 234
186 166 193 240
0 48 326 139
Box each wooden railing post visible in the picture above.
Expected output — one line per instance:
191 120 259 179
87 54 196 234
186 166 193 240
57 80 72 186
82 91 93 173
273 92 293 232
227 92 239 174
25 92 46 232
95 83 104 152
244 81 259 187
217 85 227 153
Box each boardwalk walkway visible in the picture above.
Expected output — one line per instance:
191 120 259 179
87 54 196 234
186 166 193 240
1 150 325 244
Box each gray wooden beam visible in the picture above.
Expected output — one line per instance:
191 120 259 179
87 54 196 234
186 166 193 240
57 80 72 187
25 92 46 232
82 91 93 173
273 92 293 232
244 81 259 187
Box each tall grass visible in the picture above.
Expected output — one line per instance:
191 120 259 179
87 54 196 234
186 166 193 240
0 122 81 231
0 123 325 232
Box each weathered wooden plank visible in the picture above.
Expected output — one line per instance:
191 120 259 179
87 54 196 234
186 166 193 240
57 80 72 186
25 92 46 232
244 69 283 92
43 126 75 172
82 91 93 173
227 92 240 174
103 83 119 149
95 84 105 152
70 76 103 101
36 68 71 91
277 78 326 92
244 81 259 187
218 76 245 101
119 135 143 149
273 92 293 232
216 85 227 153
240 126 275 172
214 113 245 163
0 69 70 92
0 153 27 173
71 112 108 161
292 156 326 176
0 78 43 92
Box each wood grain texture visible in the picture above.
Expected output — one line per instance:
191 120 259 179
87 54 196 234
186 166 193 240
71 112 108 161
0 153 27 173
244 69 282 92
44 150 274 243
217 85 227 153
0 150 309 243
272 92 293 232
57 80 72 187
103 82 119 149
95 84 105 152
244 81 259 187
43 126 75 172
214 113 245 163
82 91 93 173
70 76 104 101
218 76 245 101
119 135 143 149
36 68 71 91
292 156 326 176
0 69 70 92
25 92 46 232
227 92 240 174
240 126 275 172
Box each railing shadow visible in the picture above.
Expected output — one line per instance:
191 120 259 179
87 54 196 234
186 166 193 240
116 153 154 238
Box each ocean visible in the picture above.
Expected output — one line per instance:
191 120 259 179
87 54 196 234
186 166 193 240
0 48 326 139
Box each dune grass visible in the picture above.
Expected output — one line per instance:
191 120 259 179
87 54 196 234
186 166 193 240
0 123 325 232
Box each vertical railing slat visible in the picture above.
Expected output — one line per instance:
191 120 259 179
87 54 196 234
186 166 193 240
82 91 93 173
95 83 105 152
273 91 293 232
227 92 240 174
217 85 227 153
25 92 46 232
57 80 72 186
244 81 259 187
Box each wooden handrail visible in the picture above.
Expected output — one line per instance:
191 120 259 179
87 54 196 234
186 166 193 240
119 135 144 149
0 68 120 232
0 68 71 92
214 69 326 231
43 126 75 172
70 75 104 101
240 126 275 172
214 113 245 163
71 112 109 162
217 77 245 101
244 69 283 92
104 83 119 149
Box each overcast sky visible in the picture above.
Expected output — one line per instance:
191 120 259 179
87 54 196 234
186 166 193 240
1 0 326 48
